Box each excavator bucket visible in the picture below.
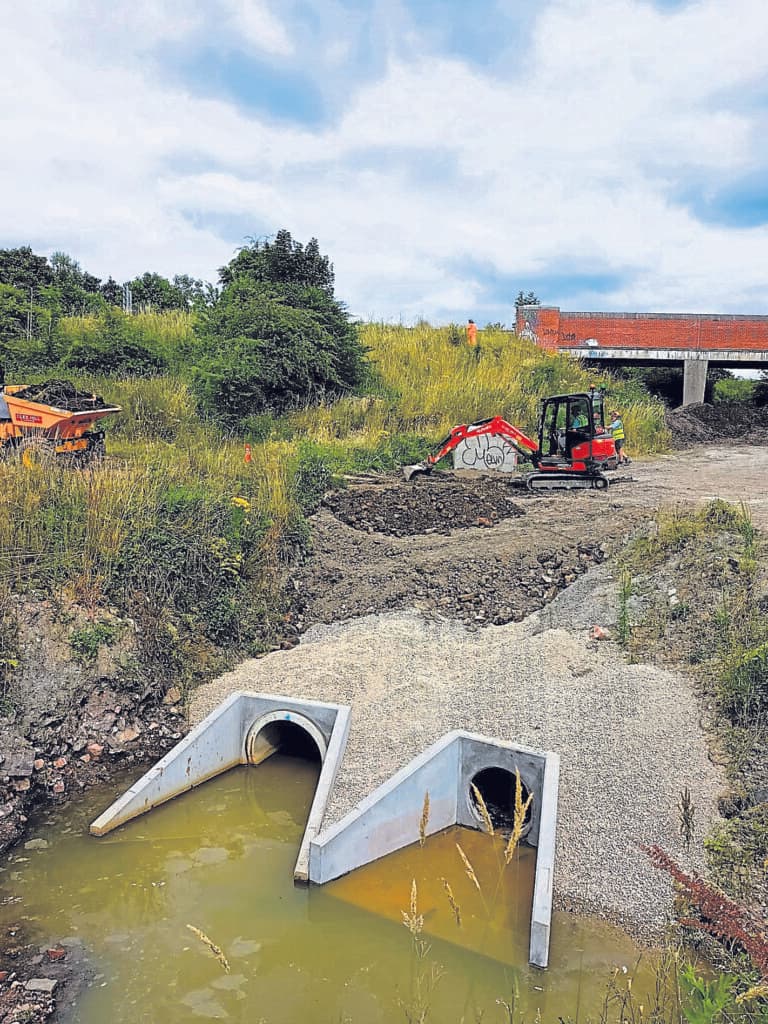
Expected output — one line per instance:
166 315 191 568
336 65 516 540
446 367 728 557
402 461 431 482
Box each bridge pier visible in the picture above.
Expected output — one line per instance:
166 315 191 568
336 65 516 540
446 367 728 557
682 357 708 407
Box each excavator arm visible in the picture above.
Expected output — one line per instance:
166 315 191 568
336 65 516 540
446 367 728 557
403 416 540 481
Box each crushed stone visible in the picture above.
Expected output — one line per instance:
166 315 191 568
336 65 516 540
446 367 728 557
192 602 725 941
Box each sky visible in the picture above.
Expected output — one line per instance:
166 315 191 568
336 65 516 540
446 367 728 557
2 0 768 324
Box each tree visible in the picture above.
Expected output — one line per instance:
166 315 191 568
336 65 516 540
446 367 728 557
50 251 103 316
219 230 335 294
0 284 58 372
0 246 53 291
128 272 188 312
171 274 209 309
196 232 365 424
100 277 123 307
755 371 768 407
192 275 365 422
515 290 540 308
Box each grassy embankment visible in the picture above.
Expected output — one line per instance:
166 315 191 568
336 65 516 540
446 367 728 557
617 500 768 999
0 315 670 706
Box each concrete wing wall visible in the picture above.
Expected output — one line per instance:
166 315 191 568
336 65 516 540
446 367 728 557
308 732 462 884
90 691 245 835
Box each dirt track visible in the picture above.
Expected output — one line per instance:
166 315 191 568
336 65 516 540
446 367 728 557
287 445 768 637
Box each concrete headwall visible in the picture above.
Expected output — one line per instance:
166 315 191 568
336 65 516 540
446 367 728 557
455 733 545 844
309 729 559 968
90 691 351 882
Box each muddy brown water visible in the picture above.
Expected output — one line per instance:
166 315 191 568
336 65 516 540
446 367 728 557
1 757 655 1023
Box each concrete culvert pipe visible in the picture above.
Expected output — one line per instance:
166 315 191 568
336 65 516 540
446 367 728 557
470 766 533 837
246 712 326 766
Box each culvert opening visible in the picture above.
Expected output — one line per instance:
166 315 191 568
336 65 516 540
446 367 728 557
248 721 322 765
470 767 533 835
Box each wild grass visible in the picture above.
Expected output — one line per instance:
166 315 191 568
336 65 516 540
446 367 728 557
57 309 195 368
185 924 231 974
286 324 671 459
1 316 671 700
0 430 296 696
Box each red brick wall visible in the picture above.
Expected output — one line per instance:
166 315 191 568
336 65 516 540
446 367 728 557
516 306 561 351
515 307 768 353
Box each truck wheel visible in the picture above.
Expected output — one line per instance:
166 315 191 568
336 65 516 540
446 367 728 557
17 436 57 469
85 437 106 465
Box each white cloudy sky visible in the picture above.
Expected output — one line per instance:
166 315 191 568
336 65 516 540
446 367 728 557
2 0 768 323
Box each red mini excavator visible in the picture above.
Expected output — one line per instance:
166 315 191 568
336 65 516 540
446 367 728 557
403 388 618 490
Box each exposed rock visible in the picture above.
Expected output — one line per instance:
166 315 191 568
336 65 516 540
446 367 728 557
590 625 611 641
0 731 36 779
24 977 57 994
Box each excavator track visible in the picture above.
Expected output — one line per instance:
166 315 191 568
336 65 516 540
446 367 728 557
525 472 609 491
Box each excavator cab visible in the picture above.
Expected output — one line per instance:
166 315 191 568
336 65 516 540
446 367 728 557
538 388 615 470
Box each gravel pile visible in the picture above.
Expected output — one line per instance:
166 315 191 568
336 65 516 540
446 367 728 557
323 476 527 536
667 402 768 446
192 600 724 940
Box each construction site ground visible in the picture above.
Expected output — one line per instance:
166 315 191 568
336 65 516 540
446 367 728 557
193 442 768 941
285 443 768 636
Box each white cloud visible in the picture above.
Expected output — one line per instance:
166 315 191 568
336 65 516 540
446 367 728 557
222 0 295 57
2 0 768 320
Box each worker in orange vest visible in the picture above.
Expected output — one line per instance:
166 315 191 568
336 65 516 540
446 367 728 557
466 319 479 357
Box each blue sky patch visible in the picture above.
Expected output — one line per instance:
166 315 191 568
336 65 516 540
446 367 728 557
164 46 327 126
456 259 627 309
681 177 768 228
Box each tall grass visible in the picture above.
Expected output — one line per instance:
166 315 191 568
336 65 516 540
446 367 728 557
0 316 672 699
57 310 195 366
285 324 671 456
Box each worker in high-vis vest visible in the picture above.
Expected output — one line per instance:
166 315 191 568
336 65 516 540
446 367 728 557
466 319 479 358
609 410 630 465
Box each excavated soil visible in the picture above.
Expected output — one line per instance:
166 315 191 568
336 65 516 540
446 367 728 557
285 446 768 637
288 485 639 634
666 402 768 446
322 474 526 535
11 380 110 412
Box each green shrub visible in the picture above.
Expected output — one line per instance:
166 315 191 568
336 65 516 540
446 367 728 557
59 308 166 376
191 278 366 426
69 622 120 664
718 642 768 722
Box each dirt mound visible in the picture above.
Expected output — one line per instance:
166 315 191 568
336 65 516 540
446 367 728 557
12 380 110 412
666 402 768 446
323 475 526 536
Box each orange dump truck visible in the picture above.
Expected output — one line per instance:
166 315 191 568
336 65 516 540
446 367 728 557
0 380 120 466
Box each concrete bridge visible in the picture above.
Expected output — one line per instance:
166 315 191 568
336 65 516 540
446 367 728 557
516 306 768 405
